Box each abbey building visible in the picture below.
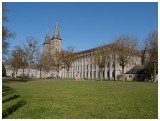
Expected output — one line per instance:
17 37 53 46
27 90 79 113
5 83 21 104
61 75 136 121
42 23 145 81
5 23 147 81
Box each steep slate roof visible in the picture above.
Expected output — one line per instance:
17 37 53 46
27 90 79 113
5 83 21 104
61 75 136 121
125 65 144 74
75 43 116 55
52 22 62 40
43 30 51 44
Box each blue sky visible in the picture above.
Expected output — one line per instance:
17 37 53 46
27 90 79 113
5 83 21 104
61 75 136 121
4 2 158 53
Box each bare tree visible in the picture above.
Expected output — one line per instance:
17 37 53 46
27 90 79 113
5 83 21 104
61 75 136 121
63 46 75 78
94 45 110 80
49 50 65 78
18 47 28 77
8 46 28 78
114 34 139 81
145 31 158 82
22 36 41 77
41 53 51 74
36 50 52 78
36 51 43 78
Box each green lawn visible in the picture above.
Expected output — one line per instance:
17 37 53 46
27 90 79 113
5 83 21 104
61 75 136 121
2 80 158 119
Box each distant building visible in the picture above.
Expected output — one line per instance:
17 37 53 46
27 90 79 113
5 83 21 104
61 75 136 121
4 23 148 81
125 65 145 81
4 62 43 78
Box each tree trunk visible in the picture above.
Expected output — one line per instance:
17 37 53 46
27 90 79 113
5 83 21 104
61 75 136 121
27 63 31 78
122 65 125 81
67 71 69 78
153 61 157 83
23 67 24 74
22 67 25 80
15 69 18 78
100 68 103 80
67 67 69 78
57 71 59 78
40 68 42 78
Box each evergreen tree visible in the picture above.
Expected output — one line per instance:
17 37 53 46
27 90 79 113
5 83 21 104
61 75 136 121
2 63 6 77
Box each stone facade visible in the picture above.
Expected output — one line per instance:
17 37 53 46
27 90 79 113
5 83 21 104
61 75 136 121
61 52 142 80
4 63 44 78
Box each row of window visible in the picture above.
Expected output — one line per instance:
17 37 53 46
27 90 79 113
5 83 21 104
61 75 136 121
75 55 115 65
65 63 116 72
64 70 115 79
6 69 38 74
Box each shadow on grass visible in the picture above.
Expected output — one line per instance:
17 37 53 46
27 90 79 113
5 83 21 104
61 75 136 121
2 100 27 119
3 78 32 82
2 85 27 119
3 95 20 103
2 91 15 97
2 85 15 97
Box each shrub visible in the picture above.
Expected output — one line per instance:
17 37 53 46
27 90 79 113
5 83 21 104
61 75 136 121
117 75 122 81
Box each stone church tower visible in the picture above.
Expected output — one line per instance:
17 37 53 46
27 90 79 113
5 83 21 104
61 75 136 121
43 30 51 55
50 22 62 55
43 22 62 55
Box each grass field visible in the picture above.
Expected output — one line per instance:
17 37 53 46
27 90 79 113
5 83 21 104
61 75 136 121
2 80 158 119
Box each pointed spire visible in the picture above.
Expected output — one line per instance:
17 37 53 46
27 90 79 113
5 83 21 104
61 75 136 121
52 22 62 40
43 29 51 44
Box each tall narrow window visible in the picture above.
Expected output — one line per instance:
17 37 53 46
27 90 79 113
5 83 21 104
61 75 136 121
103 71 105 78
112 70 115 77
94 71 96 78
90 71 92 79
112 61 115 68
90 64 92 70
108 71 110 78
